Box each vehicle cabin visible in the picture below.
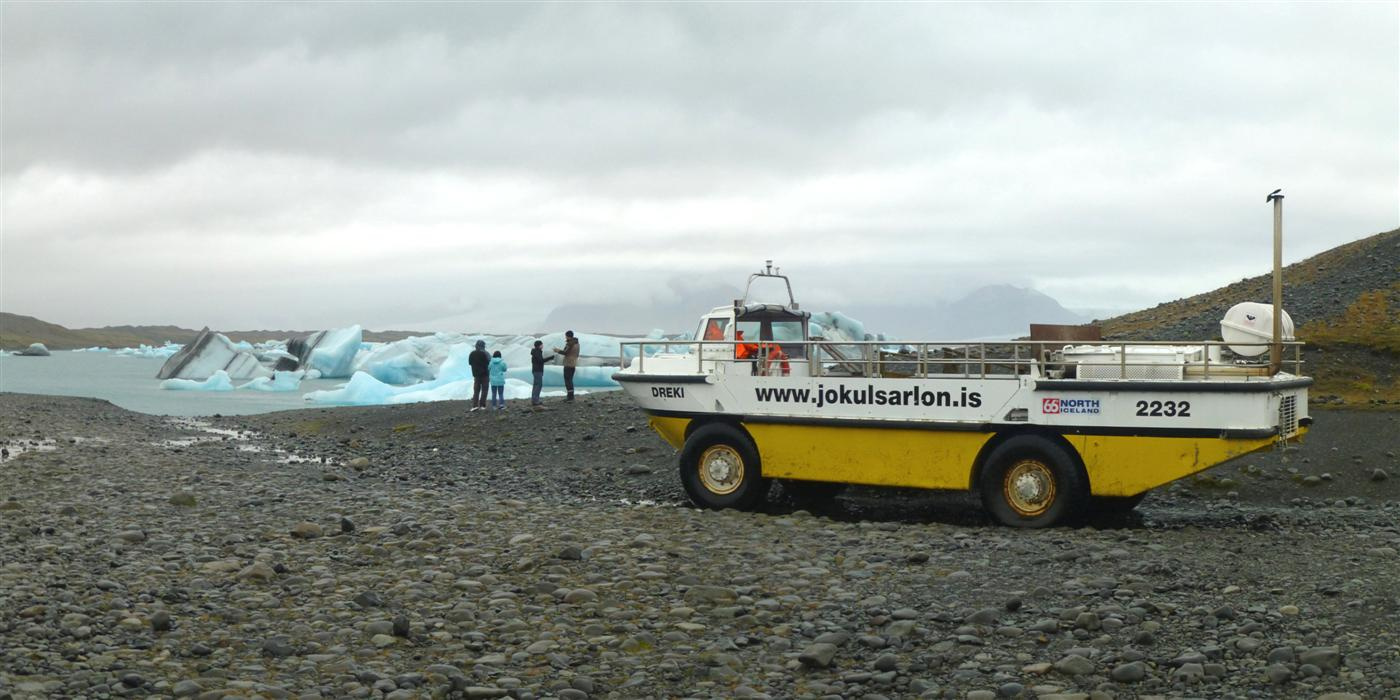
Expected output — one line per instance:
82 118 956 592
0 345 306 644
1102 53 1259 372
697 303 809 376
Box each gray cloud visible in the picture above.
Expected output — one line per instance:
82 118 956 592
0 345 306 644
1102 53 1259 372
2 2 1396 333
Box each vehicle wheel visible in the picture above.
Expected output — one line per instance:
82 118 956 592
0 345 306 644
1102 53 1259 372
679 423 768 510
1089 493 1147 514
781 480 847 506
979 435 1086 528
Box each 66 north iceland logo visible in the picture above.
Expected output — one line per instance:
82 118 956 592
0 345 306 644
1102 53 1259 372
1042 397 1100 415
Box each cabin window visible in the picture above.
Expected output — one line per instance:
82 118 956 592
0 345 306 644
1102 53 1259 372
700 318 729 341
734 321 762 359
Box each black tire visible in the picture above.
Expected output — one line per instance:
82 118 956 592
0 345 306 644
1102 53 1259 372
781 480 847 506
679 423 768 510
1089 493 1147 514
978 435 1086 528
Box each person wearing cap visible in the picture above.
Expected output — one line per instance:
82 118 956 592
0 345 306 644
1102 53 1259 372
553 330 580 401
468 340 491 411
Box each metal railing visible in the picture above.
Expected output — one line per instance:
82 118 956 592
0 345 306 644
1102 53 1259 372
619 339 1307 380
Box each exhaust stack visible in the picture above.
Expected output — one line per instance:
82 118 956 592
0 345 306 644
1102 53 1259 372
1267 189 1284 375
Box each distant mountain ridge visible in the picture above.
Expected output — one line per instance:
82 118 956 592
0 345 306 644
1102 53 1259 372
0 313 419 351
829 285 1086 340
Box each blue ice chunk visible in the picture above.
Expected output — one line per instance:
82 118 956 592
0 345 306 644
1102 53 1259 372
504 365 619 388
160 370 234 391
307 325 363 378
359 344 436 385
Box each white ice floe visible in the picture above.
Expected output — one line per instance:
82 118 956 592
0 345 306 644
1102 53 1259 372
73 346 112 353
238 371 304 392
116 342 183 359
160 370 235 391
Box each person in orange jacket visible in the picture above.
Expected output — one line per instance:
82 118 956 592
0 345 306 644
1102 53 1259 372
735 330 757 360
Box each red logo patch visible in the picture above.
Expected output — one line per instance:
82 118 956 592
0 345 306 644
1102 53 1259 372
1042 398 1061 414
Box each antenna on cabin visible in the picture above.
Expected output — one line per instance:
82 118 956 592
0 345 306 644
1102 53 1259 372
764 260 773 274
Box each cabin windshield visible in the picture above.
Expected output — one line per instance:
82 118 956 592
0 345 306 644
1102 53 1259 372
771 321 805 342
731 318 807 360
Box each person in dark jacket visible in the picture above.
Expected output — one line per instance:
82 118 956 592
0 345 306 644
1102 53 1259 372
553 330 580 401
529 340 554 407
468 339 490 411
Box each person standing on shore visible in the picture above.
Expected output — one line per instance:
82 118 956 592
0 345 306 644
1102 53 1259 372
468 340 490 411
553 330 580 401
488 350 508 410
529 340 554 407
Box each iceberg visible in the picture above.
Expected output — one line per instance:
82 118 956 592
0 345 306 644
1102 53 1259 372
297 325 363 378
13 343 51 356
357 337 444 385
238 371 303 392
161 370 235 391
810 311 872 342
156 328 270 380
73 346 112 353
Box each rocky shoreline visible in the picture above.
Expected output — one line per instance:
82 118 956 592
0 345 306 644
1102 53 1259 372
2 393 1398 699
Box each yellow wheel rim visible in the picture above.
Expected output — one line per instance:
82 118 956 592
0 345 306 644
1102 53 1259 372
1003 459 1056 517
698 444 744 495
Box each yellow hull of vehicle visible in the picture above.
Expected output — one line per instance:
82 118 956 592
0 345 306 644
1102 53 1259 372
648 416 1302 497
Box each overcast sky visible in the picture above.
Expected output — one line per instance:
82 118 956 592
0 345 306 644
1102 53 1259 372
2 2 1396 333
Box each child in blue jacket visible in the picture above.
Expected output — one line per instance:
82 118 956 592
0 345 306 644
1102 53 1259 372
488 351 508 410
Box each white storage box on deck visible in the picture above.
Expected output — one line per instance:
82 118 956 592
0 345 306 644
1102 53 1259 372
1061 345 1200 380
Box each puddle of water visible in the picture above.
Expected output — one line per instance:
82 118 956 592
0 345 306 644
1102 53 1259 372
159 417 318 466
168 418 249 440
1 439 57 463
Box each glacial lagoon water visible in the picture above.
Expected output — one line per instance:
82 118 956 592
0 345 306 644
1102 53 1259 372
0 351 348 416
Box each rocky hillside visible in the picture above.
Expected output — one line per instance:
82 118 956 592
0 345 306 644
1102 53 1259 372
0 313 418 351
1098 226 1400 408
1098 227 1398 341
